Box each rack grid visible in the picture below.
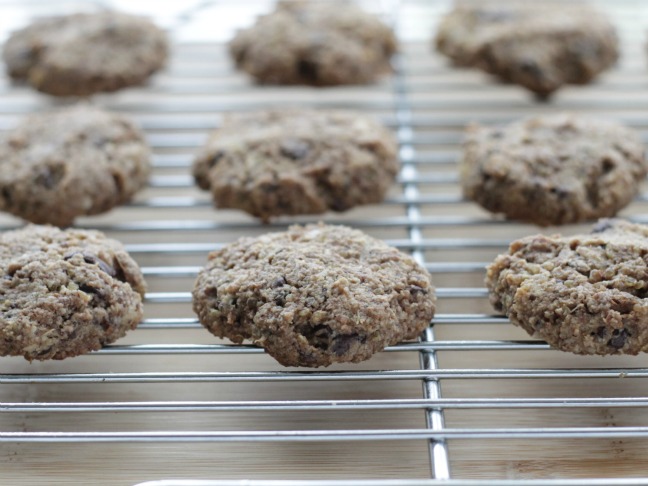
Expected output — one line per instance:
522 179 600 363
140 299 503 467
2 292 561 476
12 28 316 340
2 1 648 485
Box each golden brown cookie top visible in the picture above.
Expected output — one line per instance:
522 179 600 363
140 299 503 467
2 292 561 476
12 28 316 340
3 11 168 96
193 110 398 221
461 114 646 226
0 104 151 227
435 1 618 96
229 1 396 86
0 224 145 360
487 219 648 355
192 223 435 367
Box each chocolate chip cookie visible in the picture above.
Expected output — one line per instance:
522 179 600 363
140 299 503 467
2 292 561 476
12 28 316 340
487 219 648 355
193 109 398 221
0 104 151 227
192 224 435 367
461 114 646 226
0 225 146 361
229 0 396 86
435 1 619 97
3 11 168 96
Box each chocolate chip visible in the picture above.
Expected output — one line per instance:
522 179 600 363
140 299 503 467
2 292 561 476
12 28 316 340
6 263 21 278
331 333 361 356
594 326 607 339
610 299 635 315
299 324 332 350
78 283 99 295
608 329 630 349
410 285 428 296
35 164 65 189
519 59 543 80
272 276 287 288
296 59 318 82
64 251 116 277
591 219 617 234
112 172 125 195
111 256 129 283
602 158 615 174
280 139 310 160
0 186 12 204
82 253 97 264
549 186 568 199
207 151 224 169
96 259 116 277
273 290 288 306
330 199 350 211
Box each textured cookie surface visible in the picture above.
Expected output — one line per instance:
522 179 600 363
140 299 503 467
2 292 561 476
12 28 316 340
0 104 151 227
192 224 435 367
229 0 396 86
0 225 146 360
3 11 168 96
487 219 648 355
435 1 618 96
461 114 646 226
193 110 398 221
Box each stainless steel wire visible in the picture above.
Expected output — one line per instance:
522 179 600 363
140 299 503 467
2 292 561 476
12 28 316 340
2 0 648 484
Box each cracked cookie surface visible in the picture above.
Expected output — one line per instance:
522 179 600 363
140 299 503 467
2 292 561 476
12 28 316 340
0 225 146 360
461 114 646 226
193 110 398 221
3 11 168 96
487 219 648 355
435 1 618 97
192 224 435 367
229 0 396 86
0 104 151 227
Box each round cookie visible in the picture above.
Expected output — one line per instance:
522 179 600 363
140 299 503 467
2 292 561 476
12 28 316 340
3 11 168 97
193 110 398 221
487 219 648 356
229 0 396 86
435 1 619 97
460 114 647 227
0 225 146 361
192 224 435 367
0 104 152 227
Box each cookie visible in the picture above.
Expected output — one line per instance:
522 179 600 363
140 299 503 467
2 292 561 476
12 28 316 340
193 110 398 221
192 224 435 367
460 114 647 227
229 0 396 86
0 104 152 227
435 1 619 97
0 225 146 361
487 219 648 355
3 11 168 96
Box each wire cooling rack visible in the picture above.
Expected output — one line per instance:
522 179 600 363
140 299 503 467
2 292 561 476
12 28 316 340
2 0 648 485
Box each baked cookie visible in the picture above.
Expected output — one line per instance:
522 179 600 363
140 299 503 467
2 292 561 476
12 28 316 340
192 224 435 367
3 11 168 96
193 110 398 221
435 1 619 97
0 104 151 227
0 225 146 361
461 114 646 226
487 219 648 355
229 0 396 86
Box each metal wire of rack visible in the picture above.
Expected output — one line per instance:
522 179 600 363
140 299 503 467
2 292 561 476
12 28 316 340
2 0 648 485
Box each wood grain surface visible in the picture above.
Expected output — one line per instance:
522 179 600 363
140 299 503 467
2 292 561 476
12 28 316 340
2 1 648 485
